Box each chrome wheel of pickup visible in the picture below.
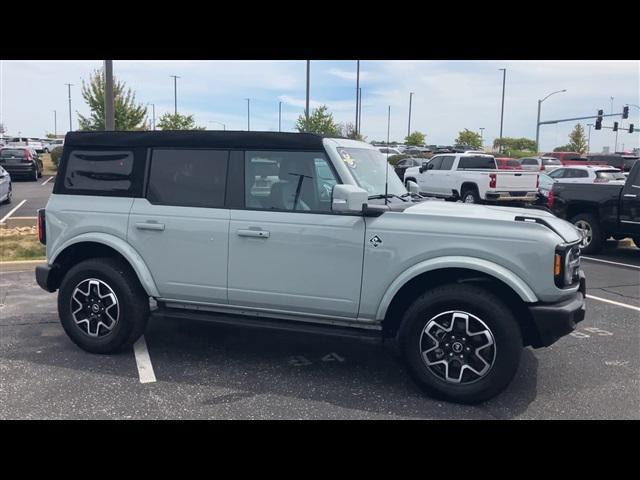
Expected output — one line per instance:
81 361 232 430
574 220 592 248
420 310 496 384
71 278 119 338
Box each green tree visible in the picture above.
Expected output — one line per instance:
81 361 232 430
157 113 205 130
339 122 366 141
493 136 536 153
405 131 426 146
455 129 483 149
295 105 341 136
553 144 574 152
77 68 148 131
567 123 588 154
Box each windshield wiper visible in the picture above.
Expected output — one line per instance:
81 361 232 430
368 193 408 202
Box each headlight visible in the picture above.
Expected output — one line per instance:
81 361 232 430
554 243 581 288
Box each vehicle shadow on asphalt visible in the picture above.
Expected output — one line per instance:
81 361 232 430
141 316 540 419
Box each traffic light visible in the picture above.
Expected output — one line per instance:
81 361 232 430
613 122 618 132
630 124 635 133
622 106 629 119
595 109 603 130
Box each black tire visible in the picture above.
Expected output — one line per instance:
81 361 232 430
632 237 640 249
570 212 603 254
31 168 38 181
399 283 523 404
461 187 480 204
58 257 150 354
37 169 42 178
2 186 11 204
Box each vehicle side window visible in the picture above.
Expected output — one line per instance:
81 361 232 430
244 151 337 213
57 148 143 196
548 169 565 178
429 156 443 170
147 149 228 208
439 156 454 170
521 159 537 165
575 170 589 178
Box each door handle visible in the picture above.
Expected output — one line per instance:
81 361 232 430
237 229 270 238
135 222 165 231
623 194 637 198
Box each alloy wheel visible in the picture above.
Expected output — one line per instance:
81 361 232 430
70 278 119 338
419 310 496 384
574 220 592 248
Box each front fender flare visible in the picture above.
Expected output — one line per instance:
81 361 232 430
375 256 538 321
50 232 160 298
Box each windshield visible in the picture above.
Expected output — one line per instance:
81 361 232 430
336 147 407 197
596 170 626 181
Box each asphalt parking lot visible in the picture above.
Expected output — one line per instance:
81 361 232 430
0 175 55 222
0 243 638 419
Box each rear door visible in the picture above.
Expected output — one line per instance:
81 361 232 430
620 166 640 235
127 148 230 304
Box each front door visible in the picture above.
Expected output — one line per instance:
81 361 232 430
127 148 230 304
228 150 366 318
419 156 442 195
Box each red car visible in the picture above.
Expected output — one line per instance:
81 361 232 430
495 157 523 170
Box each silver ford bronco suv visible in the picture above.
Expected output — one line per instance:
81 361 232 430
36 131 586 404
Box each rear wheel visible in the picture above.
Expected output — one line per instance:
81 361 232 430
58 257 149 354
399 283 522 404
461 187 480 204
31 168 38 181
2 185 10 204
571 213 603 254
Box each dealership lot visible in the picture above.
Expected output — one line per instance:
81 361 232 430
0 249 637 419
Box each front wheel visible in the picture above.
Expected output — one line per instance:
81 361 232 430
399 284 523 404
58 257 150 354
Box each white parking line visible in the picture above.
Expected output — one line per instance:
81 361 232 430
133 335 157 383
586 294 640 312
40 176 54 186
582 256 640 270
0 199 27 224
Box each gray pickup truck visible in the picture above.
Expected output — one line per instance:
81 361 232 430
35 131 586 404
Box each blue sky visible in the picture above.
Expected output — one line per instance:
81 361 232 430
1 60 638 152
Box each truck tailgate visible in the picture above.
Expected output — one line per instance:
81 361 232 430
495 171 538 190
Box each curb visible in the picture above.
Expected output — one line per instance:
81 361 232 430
0 260 45 272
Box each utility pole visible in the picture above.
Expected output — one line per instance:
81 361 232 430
358 87 362 137
151 104 156 130
498 68 506 153
305 60 310 123
279 101 282 132
65 83 73 131
246 98 250 131
170 75 180 115
355 60 360 135
408 92 414 138
53 110 57 137
104 60 115 130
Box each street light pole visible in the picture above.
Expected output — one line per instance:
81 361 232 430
246 98 250 131
305 60 310 124
355 60 360 135
151 104 156 130
358 87 362 136
498 68 506 153
408 92 414 138
479 127 485 148
104 60 115 130
53 110 57 137
610 97 614 115
209 121 226 131
535 89 567 152
170 75 180 115
587 123 593 153
65 83 73 132
279 101 282 132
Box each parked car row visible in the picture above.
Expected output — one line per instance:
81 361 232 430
3 137 64 153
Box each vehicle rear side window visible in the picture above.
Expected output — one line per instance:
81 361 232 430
62 150 135 193
147 149 228 208
439 156 454 170
458 156 496 169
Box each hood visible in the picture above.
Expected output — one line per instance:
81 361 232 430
404 201 582 243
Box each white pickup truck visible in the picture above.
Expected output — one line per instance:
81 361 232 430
404 153 539 204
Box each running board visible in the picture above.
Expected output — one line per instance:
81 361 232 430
151 307 383 344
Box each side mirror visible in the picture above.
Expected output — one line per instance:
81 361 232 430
419 162 429 173
332 184 368 213
406 180 419 194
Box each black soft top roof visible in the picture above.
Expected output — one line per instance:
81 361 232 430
64 130 326 150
